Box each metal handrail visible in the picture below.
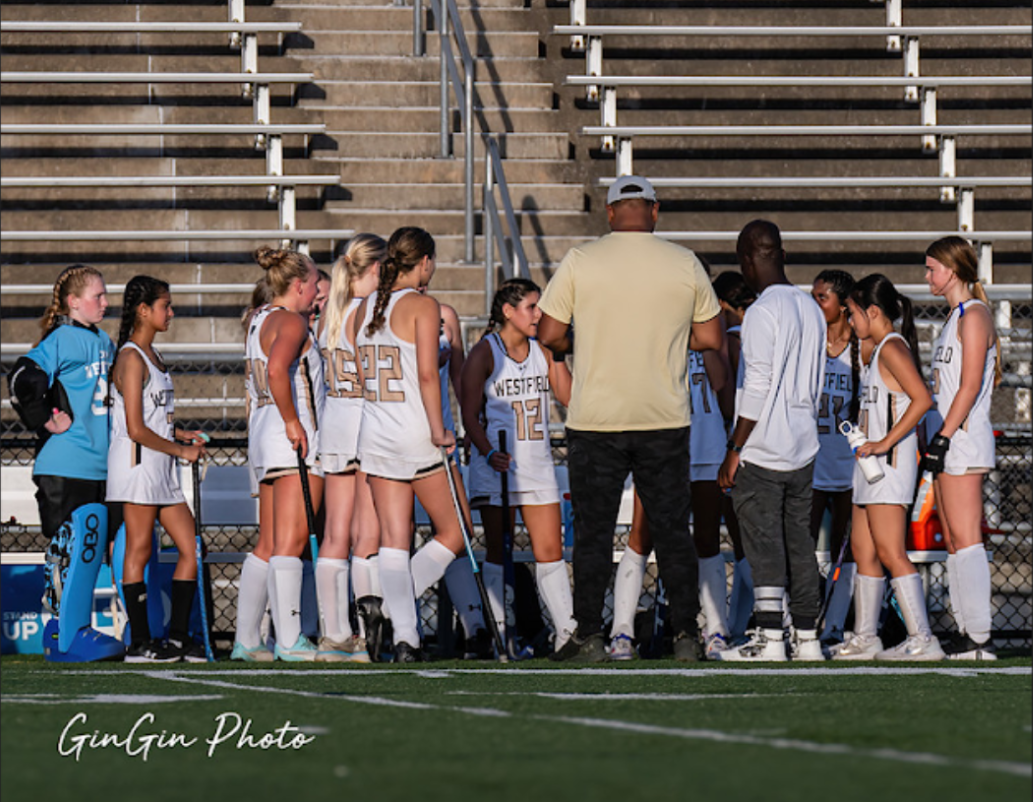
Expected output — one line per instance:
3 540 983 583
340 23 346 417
552 24 1032 37
421 0 475 263
483 136 530 311
0 22 302 33
566 75 1032 87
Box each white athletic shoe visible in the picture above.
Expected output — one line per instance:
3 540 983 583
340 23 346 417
875 634 946 662
718 628 788 662
790 629 826 661
315 635 371 663
829 633 883 661
608 633 635 661
274 634 318 662
704 632 730 660
230 641 274 663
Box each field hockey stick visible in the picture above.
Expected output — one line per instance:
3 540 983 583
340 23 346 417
296 445 320 562
816 530 851 634
498 430 520 659
191 457 215 662
441 446 508 662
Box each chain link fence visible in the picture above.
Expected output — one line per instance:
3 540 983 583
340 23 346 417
2 296 1030 651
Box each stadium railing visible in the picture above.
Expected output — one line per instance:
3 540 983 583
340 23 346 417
0 20 303 81
483 136 530 313
408 0 531 272
0 174 341 233
0 228 354 256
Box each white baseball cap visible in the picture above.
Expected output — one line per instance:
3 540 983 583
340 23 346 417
606 175 657 205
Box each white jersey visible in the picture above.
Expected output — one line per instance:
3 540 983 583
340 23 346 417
688 349 726 477
737 285 826 472
814 341 857 492
926 299 997 475
107 342 185 505
853 333 918 506
356 289 442 480
246 305 325 481
319 297 364 473
468 334 560 503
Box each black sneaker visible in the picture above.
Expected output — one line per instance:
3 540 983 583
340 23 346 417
168 637 208 663
125 639 182 663
463 628 494 660
394 641 427 663
549 631 608 663
356 595 387 663
944 634 998 661
672 631 702 663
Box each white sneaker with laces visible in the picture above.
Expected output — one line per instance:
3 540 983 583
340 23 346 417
829 633 883 661
718 628 788 662
608 633 635 661
875 634 945 662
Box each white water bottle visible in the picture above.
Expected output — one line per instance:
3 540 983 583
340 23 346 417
839 421 885 484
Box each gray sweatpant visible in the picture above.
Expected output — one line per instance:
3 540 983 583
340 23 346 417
731 460 821 629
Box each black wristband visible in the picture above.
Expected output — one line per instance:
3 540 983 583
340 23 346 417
726 440 743 454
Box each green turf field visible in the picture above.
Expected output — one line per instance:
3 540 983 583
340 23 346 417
1 656 1030 802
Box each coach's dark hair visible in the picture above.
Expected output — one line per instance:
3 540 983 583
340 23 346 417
117 275 171 354
366 227 435 336
487 278 541 334
926 236 1002 386
816 269 861 420
850 273 922 374
712 271 756 311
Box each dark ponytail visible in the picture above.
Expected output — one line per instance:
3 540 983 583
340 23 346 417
850 273 922 374
366 226 435 336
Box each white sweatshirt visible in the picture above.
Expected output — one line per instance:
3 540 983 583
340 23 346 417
736 284 827 472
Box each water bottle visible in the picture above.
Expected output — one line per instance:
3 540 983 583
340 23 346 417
839 420 885 484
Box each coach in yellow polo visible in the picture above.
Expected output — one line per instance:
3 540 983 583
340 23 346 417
538 175 723 662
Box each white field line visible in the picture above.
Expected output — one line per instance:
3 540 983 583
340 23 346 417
125 670 1032 779
446 691 786 701
1 693 223 705
531 713 1033 779
42 666 1032 678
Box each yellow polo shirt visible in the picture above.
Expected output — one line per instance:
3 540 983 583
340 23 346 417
539 231 721 432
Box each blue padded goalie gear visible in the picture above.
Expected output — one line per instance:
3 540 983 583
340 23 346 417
43 618 124 663
111 522 166 644
42 503 125 661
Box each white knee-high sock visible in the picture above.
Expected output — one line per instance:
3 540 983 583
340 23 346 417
954 543 992 644
698 555 730 638
536 560 577 649
610 548 647 639
411 538 456 598
891 573 933 638
379 547 419 647
853 574 885 638
268 556 304 648
821 562 856 640
728 557 755 639
482 562 506 639
444 558 485 639
945 552 966 636
235 554 269 649
316 558 351 642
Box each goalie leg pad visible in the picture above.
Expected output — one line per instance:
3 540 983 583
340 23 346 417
56 504 109 653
